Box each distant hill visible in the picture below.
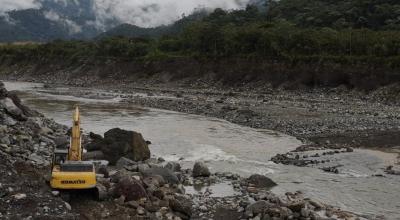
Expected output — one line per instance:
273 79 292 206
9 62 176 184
0 0 265 42
0 0 103 42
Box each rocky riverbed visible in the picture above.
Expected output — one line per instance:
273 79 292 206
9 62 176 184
7 74 400 148
46 78 400 180
13 76 400 176
0 81 366 219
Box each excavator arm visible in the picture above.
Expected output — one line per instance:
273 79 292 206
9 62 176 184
68 106 82 161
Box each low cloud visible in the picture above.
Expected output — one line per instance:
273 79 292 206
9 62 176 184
1 0 251 30
44 10 81 34
0 0 41 15
93 0 250 29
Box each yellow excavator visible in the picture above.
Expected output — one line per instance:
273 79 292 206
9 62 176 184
50 106 105 199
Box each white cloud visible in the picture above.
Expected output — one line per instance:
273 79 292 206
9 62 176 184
43 10 82 34
43 10 60 21
65 19 82 34
1 0 252 30
92 0 250 29
0 0 41 15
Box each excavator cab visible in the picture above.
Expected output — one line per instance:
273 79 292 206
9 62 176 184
53 149 68 165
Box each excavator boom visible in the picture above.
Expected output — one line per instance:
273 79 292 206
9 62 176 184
68 106 82 161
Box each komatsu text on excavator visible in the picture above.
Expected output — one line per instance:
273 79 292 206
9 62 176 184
50 106 97 190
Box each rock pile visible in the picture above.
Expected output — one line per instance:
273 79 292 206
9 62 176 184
0 82 74 219
0 82 68 167
385 165 400 175
271 145 355 174
86 156 357 219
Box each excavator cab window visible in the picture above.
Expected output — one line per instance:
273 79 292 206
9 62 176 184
53 150 68 165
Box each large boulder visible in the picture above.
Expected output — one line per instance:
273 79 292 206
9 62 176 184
85 132 105 151
112 177 147 202
247 174 277 189
1 98 26 121
192 161 211 177
0 85 39 121
100 128 150 164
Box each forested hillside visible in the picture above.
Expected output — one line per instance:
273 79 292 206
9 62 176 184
1 0 400 89
268 0 400 30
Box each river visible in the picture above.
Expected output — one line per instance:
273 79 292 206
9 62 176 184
4 81 400 219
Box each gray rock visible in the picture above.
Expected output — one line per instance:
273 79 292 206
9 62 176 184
214 206 242 220
112 177 147 202
287 201 306 212
7 92 39 117
0 113 16 126
64 202 72 211
192 161 211 177
138 163 150 173
28 153 46 165
143 175 166 188
1 98 25 121
13 193 27 200
116 157 136 169
109 170 137 183
97 165 109 178
142 167 179 184
165 161 181 172
0 81 7 98
246 200 272 216
137 206 146 215
169 195 193 219
248 174 277 189
0 136 10 145
300 208 310 217
175 184 185 194
279 207 293 218
308 199 324 210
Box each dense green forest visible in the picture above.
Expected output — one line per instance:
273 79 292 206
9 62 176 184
269 0 400 30
1 0 400 68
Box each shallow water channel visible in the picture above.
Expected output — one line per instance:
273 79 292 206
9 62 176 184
4 81 400 219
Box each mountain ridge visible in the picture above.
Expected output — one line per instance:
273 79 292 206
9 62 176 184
0 0 264 42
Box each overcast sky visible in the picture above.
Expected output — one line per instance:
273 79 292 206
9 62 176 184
93 0 249 27
0 0 250 27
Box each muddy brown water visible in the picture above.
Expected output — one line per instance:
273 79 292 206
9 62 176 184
4 81 400 219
